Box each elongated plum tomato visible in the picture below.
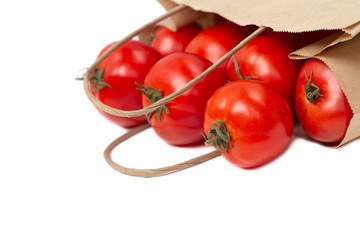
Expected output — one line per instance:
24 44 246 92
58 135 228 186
91 40 162 128
226 36 303 112
203 80 294 168
295 58 353 143
139 52 227 145
185 24 246 73
150 23 202 56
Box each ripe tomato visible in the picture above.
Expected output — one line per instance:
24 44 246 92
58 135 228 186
295 58 353 143
203 80 294 168
92 40 162 128
226 36 303 112
185 24 246 73
150 22 202 56
139 52 227 145
97 41 118 70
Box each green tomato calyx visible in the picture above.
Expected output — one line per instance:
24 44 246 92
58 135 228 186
202 120 230 152
135 82 170 121
303 71 322 103
90 68 112 91
75 68 112 91
233 55 257 81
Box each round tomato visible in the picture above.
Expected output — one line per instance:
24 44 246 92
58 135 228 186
226 36 304 112
295 58 353 143
96 41 118 70
150 22 202 56
139 52 227 145
203 80 294 168
92 40 162 128
185 24 246 73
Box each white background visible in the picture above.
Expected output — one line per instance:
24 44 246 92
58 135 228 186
1 1 359 239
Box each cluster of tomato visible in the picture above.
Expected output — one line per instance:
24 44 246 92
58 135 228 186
89 18 353 169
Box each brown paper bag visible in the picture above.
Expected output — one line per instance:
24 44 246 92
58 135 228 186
84 1 360 177
291 34 360 146
157 0 360 146
157 0 360 39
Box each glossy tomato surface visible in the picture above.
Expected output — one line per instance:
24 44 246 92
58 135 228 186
150 23 202 56
97 41 119 70
94 40 162 128
295 58 353 143
142 52 227 145
226 36 304 112
203 80 294 168
185 24 246 73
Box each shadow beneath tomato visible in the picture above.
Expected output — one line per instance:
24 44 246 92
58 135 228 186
292 120 339 148
292 121 309 139
169 139 207 149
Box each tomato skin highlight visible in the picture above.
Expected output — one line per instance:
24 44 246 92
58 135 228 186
295 59 353 143
226 36 303 112
203 80 294 168
142 52 227 146
150 23 202 56
185 24 246 73
94 40 163 128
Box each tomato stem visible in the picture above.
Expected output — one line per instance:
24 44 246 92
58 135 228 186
75 68 112 91
135 82 170 121
303 71 322 103
202 120 230 152
74 67 89 81
146 26 159 45
89 68 112 91
233 56 257 80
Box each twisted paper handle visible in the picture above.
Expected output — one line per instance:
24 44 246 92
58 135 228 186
83 4 267 118
103 123 221 178
84 4 268 177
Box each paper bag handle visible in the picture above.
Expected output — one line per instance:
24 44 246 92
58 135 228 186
82 3 267 118
86 5 267 177
103 123 221 178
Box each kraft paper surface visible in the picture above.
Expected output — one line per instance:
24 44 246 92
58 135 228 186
156 0 360 145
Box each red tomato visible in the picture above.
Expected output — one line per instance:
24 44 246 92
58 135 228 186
263 28 338 49
203 80 294 168
150 23 202 56
139 52 227 145
185 24 246 73
295 58 353 143
87 41 118 96
92 40 162 128
226 36 304 112
97 41 117 70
